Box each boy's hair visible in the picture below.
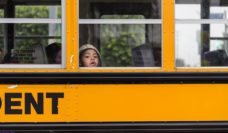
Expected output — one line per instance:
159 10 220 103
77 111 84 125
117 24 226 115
46 42 61 64
79 44 102 67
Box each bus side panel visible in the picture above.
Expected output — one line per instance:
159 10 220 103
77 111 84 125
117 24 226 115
0 84 228 122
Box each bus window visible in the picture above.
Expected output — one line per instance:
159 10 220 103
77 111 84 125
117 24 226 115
79 0 162 67
0 9 4 63
15 5 61 18
175 0 228 67
0 0 64 67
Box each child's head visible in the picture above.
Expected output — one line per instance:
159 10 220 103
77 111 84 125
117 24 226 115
46 42 61 64
79 44 101 67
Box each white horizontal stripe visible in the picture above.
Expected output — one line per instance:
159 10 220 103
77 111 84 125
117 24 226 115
79 19 162 24
0 18 61 23
176 19 228 24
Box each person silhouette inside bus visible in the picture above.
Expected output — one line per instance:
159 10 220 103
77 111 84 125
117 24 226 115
46 42 61 64
79 44 102 67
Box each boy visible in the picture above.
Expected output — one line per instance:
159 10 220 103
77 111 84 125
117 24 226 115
79 44 102 67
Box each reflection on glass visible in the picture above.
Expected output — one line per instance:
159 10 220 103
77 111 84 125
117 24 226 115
79 24 161 67
0 9 3 18
210 40 224 51
15 24 61 36
176 24 228 67
210 24 228 37
16 6 61 18
175 24 201 67
0 0 61 18
175 4 200 19
79 0 161 19
176 0 228 19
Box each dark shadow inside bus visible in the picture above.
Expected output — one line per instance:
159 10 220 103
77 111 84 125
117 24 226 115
79 0 162 67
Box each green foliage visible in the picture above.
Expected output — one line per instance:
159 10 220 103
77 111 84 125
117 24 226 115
0 6 62 63
0 10 3 35
100 24 145 66
16 6 49 18
100 15 145 67
14 6 61 50
0 10 3 17
101 32 132 66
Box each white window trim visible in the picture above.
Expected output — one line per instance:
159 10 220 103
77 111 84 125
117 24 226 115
0 18 61 24
61 0 66 69
176 19 228 24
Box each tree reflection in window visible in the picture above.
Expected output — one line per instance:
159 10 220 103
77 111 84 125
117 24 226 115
100 15 145 67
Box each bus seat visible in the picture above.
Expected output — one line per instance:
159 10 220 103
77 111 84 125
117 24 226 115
32 44 48 64
203 49 228 66
131 43 155 67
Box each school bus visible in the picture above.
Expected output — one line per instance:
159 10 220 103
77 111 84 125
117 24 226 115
0 0 228 132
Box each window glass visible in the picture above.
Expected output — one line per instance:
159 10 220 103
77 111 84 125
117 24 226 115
80 24 161 67
0 9 4 35
79 0 161 19
176 24 228 67
0 39 3 63
0 0 61 18
0 10 4 63
15 23 61 36
175 0 228 19
175 0 228 67
0 0 63 66
101 15 145 19
0 9 3 18
175 24 201 67
16 6 61 18
1 24 62 64
79 0 162 68
175 4 200 19
0 24 3 35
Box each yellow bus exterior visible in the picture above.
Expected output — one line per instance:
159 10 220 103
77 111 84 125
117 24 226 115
0 0 228 132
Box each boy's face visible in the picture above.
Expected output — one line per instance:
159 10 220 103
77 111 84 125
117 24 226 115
81 49 99 67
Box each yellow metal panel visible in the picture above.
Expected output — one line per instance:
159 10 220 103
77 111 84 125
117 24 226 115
0 85 78 122
1 84 228 122
76 84 228 121
67 0 78 71
163 0 175 72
